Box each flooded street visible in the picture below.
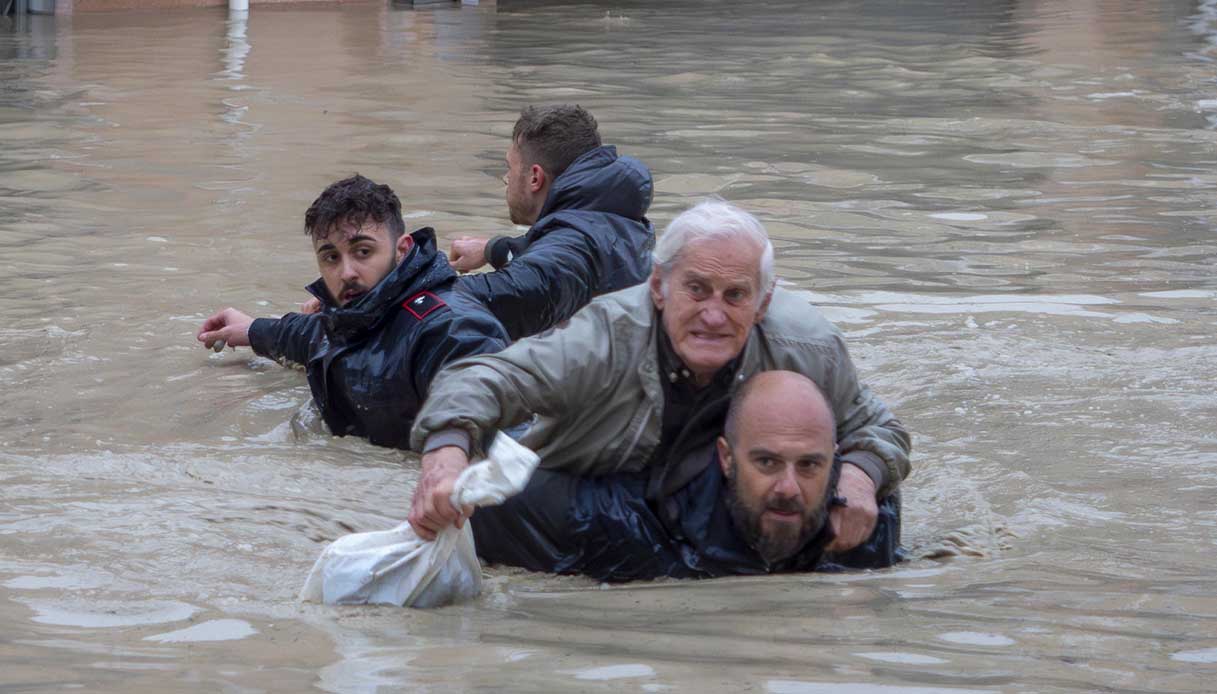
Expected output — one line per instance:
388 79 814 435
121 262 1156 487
2 0 1216 691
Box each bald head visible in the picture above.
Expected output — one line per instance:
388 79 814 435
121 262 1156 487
723 371 836 449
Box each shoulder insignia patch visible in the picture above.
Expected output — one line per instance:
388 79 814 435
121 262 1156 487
402 291 446 320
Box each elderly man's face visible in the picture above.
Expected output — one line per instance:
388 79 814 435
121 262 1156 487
717 386 835 564
649 237 771 385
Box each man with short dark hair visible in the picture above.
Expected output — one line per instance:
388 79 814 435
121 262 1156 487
469 371 901 581
449 104 654 339
196 174 508 449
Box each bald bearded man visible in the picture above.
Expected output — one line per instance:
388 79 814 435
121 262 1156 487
469 371 902 581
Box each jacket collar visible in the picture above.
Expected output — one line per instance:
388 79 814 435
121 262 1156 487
305 226 454 342
736 327 765 385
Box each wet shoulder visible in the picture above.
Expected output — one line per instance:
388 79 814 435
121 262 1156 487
399 289 450 322
586 283 656 334
399 282 497 327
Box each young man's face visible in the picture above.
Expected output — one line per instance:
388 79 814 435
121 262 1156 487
313 220 400 307
505 141 540 226
717 387 835 564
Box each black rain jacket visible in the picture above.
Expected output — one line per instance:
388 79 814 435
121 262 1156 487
470 384 901 581
472 450 903 582
460 145 654 340
248 227 509 450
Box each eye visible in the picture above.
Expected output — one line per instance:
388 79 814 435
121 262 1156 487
356 246 373 258
725 287 749 304
320 252 338 264
686 281 708 298
796 459 823 474
754 456 780 471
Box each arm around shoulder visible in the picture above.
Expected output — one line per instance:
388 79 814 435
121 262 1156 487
823 332 912 498
409 295 624 458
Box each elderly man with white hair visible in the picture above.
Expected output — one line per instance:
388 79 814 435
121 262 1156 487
408 199 911 555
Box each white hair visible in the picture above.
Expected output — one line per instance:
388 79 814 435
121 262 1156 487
653 198 775 301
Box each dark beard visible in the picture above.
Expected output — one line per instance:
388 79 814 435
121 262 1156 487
724 464 830 566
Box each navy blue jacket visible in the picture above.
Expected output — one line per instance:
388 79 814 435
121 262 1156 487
248 228 509 450
460 145 654 340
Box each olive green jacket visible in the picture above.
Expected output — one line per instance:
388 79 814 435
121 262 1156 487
410 284 911 496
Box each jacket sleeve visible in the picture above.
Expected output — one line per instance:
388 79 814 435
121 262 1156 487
409 298 622 460
247 313 323 367
484 234 531 270
458 226 600 340
822 332 912 499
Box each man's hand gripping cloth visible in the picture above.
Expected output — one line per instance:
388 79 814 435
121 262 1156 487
299 433 540 608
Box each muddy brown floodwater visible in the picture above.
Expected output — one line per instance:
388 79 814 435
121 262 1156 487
2 0 1216 692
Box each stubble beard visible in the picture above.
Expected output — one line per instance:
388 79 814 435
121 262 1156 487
507 198 531 226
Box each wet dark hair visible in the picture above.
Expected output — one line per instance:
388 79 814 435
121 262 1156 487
512 104 602 179
304 174 406 242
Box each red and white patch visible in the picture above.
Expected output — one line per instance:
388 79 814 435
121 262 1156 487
402 291 446 320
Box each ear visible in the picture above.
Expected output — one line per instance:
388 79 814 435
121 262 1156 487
754 288 774 324
395 233 415 264
528 164 547 193
648 267 666 311
716 436 733 476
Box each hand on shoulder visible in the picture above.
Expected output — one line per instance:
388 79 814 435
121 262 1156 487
825 462 879 552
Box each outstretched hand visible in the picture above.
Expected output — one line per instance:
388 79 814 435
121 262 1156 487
448 236 490 273
825 462 879 552
197 308 254 352
408 446 471 541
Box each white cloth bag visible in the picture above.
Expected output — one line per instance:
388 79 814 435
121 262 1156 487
299 433 540 608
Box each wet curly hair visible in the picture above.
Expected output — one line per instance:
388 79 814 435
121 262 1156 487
304 174 406 242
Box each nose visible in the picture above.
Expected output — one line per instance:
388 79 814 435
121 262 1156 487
339 256 360 282
773 465 800 498
699 302 727 328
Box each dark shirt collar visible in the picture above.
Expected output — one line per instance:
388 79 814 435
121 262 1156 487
648 328 744 502
657 328 742 391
